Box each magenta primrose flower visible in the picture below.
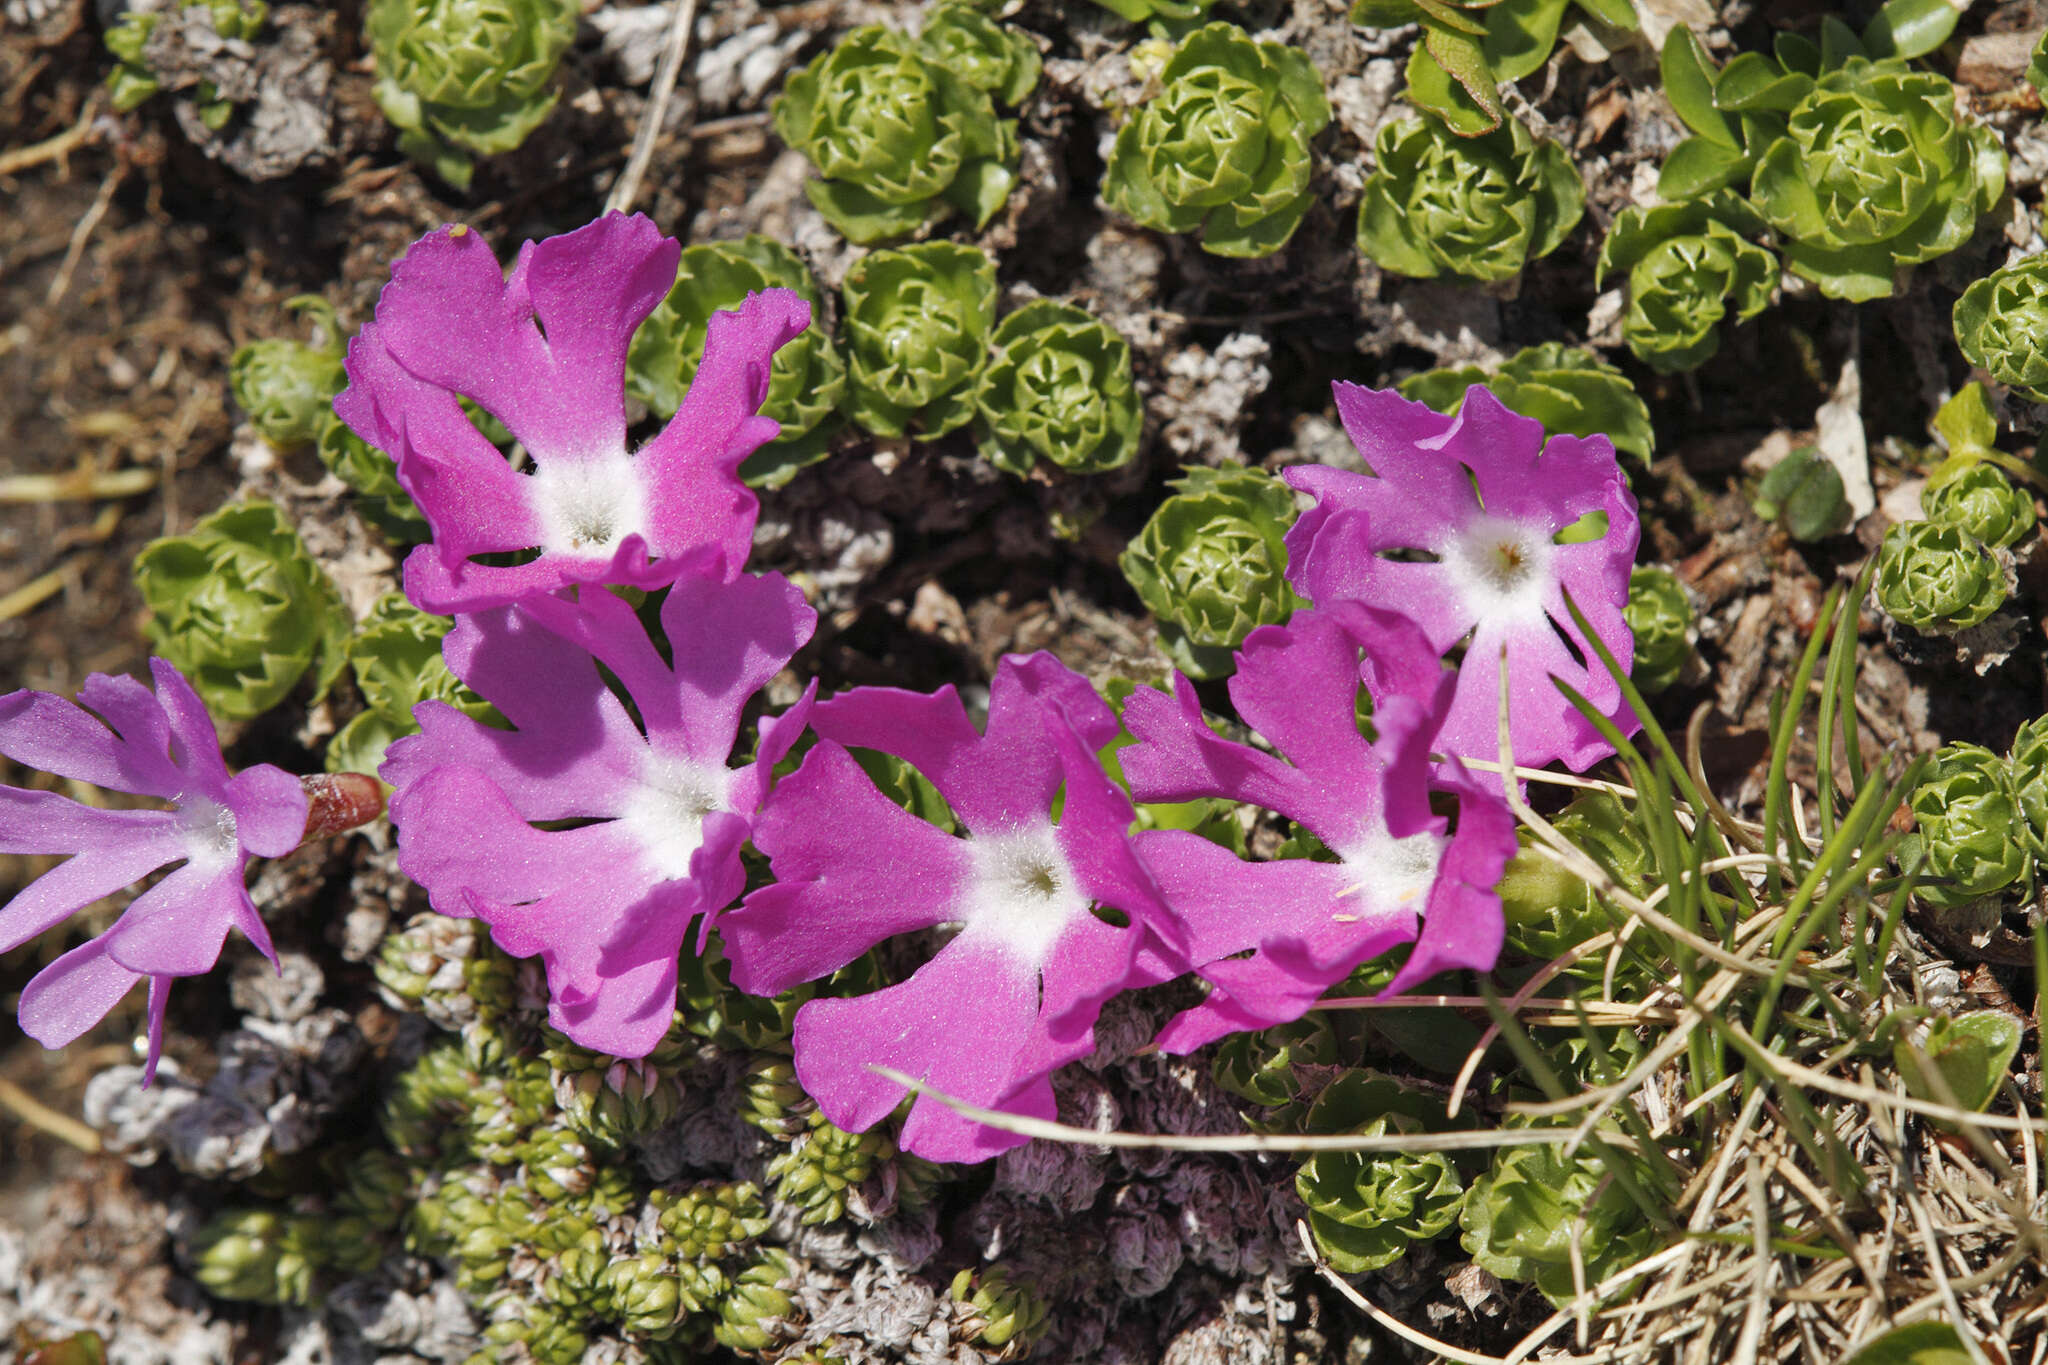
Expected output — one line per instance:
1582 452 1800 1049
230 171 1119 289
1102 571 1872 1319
1120 604 1518 1054
717 654 1184 1164
0 661 316 1082
381 562 817 1058
1285 382 1640 773
334 212 811 614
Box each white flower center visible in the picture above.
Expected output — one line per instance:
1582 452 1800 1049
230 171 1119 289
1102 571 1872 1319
961 822 1090 967
529 450 648 558
1331 819 1445 924
1442 513 1555 630
617 753 731 882
179 796 239 868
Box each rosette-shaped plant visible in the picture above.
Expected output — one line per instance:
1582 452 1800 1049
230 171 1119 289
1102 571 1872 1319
326 594 494 776
975 300 1142 478
1873 520 2006 633
1923 462 2036 550
1398 343 1653 464
1103 23 1331 258
104 0 268 123
1459 1124 1656 1305
1295 1079 1464 1273
1955 256 2048 403
315 408 428 541
626 236 846 489
1623 566 1692 694
840 242 997 439
2006 716 2048 863
230 297 347 450
1596 193 1777 373
133 501 351 722
366 0 579 191
918 1 1041 106
1118 464 1301 679
772 23 1024 245
1357 115 1584 284
1906 744 2030 907
1497 789 1650 967
1748 58 2005 301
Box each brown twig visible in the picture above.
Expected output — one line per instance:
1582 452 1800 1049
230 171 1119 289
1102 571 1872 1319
605 0 699 216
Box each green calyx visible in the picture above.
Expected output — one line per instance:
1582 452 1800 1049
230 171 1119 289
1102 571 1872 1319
975 300 1142 477
366 0 579 190
1296 1096 1464 1274
2007 716 2048 862
328 594 495 776
1955 255 2048 404
1119 463 1301 680
1104 23 1331 258
841 241 998 439
1753 446 1851 542
134 500 351 723
1906 743 2031 907
1623 566 1692 694
1459 1125 1656 1306
626 234 846 489
1398 342 1652 464
773 20 1028 245
229 296 347 450
1355 0 1637 136
1358 114 1584 285
1596 193 1776 374
1873 520 2007 634
1922 460 2035 551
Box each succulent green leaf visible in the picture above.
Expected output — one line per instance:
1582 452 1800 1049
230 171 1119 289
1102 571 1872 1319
1839 1322 1979 1365
1873 520 2007 635
1931 381 1999 456
1297 1111 1465 1273
134 500 352 722
2006 715 2048 861
1862 0 1962 61
229 296 347 450
1754 446 1851 540
1598 194 1776 374
1397 343 1652 462
1358 115 1583 283
1623 566 1692 693
327 594 495 775
1954 255 2048 403
2030 31 2048 94
1498 789 1650 966
1660 27 1734 145
1209 1014 1338 1106
1906 743 2030 906
1922 460 2035 550
975 299 1142 477
1408 23 1508 135
1712 52 1812 113
841 241 998 439
1093 0 1218 20
367 0 577 183
1458 1124 1656 1305
1895 1010 2023 1114
1656 135 1753 200
918 2 1042 108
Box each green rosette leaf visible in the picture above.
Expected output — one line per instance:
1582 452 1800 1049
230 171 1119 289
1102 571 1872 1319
1954 255 2048 403
1905 743 2030 907
1873 519 2006 633
1358 115 1584 284
1623 566 1692 693
2030 30 2048 95
1103 23 1331 258
974 300 1142 477
1091 0 1217 18
1597 193 1776 374
1118 464 1301 679
229 297 346 450
1497 789 1651 969
1459 1123 1657 1306
327 594 496 775
1397 343 1651 463
1747 58 2004 302
133 500 351 723
315 408 429 542
841 241 997 439
367 0 578 188
625 234 846 488
917 2 1041 108
2005 715 2048 862
1922 460 2035 550
1297 1102 1465 1274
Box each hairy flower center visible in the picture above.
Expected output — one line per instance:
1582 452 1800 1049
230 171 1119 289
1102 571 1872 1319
961 822 1089 966
1333 820 1444 921
1443 514 1555 627
179 796 240 868
528 450 648 557
619 755 732 882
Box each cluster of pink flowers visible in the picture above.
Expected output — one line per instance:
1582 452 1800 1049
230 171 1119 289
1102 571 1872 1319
0 214 1640 1161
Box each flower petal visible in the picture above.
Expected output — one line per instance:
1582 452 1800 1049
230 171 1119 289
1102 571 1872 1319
17 937 143 1051
1382 770 1518 995
0 822 184 952
101 859 249 977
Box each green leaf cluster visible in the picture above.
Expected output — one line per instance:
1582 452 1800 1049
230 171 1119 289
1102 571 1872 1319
773 9 1036 245
1623 566 1692 694
1089 0 1218 21
976 300 1142 477
1118 464 1302 679
189 1209 328 1306
950 1265 1051 1353
1103 23 1331 258
1753 446 1851 541
1296 1093 1464 1273
230 296 346 450
105 1 269 122
327 594 496 776
1497 789 1651 967
316 409 429 542
1358 115 1583 285
841 242 998 439
1873 520 2007 634
2006 715 2048 862
626 235 847 489
367 0 579 191
1955 255 2048 403
133 500 351 723
1923 461 2035 551
1351 0 1636 137
1904 743 2031 907
1894 1010 2023 1115
1396 342 1650 462
1459 1124 1657 1305
1596 193 1775 373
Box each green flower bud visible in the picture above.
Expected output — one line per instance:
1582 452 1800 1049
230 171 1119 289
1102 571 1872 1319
133 500 351 722
975 300 1142 478
1596 193 1777 373
1211 1013 1337 1108
189 1209 319 1307
1298 1111 1464 1273
1753 446 1852 541
1922 460 2036 551
768 1116 892 1225
1119 463 1301 680
1955 255 2048 404
314 408 428 542
949 1265 1050 1354
1359 115 1584 284
1873 520 2007 633
335 1147 414 1232
1750 58 2004 302
1907 743 2030 907
919 2 1041 107
1459 1125 1655 1306
366 0 579 190
773 24 1023 244
329 594 496 776
2006 715 2048 862
841 242 997 439
1497 790 1650 969
738 1054 815 1138
1623 566 1692 695
229 297 346 449
1103 23 1330 258
603 1252 685 1338
625 235 846 489
713 1249 797 1354
1398 342 1653 464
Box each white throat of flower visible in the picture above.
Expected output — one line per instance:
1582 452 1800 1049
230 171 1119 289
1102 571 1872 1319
529 450 649 559
179 795 240 869
1441 513 1556 632
960 821 1090 968
1331 817 1444 925
618 752 733 882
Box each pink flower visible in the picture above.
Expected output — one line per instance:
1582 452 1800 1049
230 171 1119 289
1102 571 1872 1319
381 562 817 1058
0 661 315 1082
1285 382 1640 773
717 655 1183 1163
1119 604 1518 1053
334 213 811 614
